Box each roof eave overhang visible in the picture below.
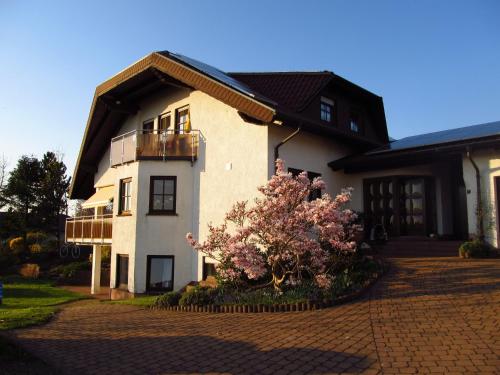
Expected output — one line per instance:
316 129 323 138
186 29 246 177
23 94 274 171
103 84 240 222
329 135 500 173
275 107 383 149
69 52 277 199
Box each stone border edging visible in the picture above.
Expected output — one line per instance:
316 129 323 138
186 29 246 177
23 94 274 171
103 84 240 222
152 261 387 314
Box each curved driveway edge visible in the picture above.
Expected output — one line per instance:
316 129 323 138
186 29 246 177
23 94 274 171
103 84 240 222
5 256 500 375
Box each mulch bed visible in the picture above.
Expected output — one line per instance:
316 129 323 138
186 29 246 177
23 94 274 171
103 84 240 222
154 259 388 314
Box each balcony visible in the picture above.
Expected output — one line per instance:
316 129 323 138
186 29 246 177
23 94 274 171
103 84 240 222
110 129 199 167
65 215 113 245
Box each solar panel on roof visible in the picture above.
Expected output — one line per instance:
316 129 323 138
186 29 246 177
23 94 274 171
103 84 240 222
370 121 500 154
160 51 275 106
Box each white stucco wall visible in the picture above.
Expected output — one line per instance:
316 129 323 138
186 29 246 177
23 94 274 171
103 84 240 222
109 162 139 290
133 161 196 292
194 91 269 281
268 126 354 200
462 149 500 247
93 86 270 293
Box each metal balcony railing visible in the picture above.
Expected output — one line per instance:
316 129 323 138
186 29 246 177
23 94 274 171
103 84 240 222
110 129 199 166
65 214 113 244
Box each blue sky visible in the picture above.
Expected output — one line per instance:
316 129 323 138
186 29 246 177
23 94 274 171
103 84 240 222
0 0 499 175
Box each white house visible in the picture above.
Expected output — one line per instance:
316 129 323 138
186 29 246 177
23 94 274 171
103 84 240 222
67 51 500 298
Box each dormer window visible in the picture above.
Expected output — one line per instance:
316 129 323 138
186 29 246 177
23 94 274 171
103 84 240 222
320 97 334 123
350 112 360 133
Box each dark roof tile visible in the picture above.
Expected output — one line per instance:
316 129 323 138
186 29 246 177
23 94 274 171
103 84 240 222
228 72 333 112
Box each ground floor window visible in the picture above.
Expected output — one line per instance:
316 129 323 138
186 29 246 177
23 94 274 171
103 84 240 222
288 168 322 201
116 254 129 290
202 256 217 280
146 255 174 292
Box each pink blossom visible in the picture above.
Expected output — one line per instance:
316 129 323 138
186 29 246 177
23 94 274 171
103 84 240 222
186 159 358 289
315 274 333 289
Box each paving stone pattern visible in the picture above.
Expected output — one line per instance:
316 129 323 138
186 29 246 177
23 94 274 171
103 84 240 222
6 255 500 374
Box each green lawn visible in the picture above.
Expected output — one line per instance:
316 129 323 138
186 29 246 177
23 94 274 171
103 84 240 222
0 277 84 330
105 295 157 307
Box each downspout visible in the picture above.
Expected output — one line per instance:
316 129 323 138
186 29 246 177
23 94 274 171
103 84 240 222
274 125 301 172
466 148 485 242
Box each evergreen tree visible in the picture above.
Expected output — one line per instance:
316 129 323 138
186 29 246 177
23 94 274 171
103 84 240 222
0 155 8 209
3 156 42 250
37 152 71 246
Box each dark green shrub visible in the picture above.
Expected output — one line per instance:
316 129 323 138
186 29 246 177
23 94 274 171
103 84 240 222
179 286 219 306
49 261 90 278
459 240 491 258
26 231 48 245
151 291 181 308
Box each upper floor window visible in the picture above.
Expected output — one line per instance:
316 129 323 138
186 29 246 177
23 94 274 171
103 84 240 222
159 113 171 133
175 107 190 134
149 176 176 215
350 112 360 133
320 97 334 123
119 178 132 215
143 119 154 133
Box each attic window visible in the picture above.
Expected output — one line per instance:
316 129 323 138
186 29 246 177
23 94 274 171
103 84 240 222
320 97 334 123
350 112 360 133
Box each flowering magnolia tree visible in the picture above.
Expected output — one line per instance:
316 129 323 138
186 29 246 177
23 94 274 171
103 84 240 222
186 159 358 290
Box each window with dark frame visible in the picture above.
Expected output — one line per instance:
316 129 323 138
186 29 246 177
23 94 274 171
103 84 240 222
119 178 132 214
143 119 154 133
146 255 174 292
175 107 189 134
159 113 171 133
320 97 334 123
149 176 176 214
307 171 322 201
202 256 217 280
350 112 360 133
288 168 322 201
116 254 129 290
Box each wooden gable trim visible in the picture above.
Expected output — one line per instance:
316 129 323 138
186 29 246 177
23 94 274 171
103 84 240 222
95 53 275 122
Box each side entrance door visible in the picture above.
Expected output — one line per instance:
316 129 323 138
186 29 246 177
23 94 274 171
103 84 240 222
116 254 129 290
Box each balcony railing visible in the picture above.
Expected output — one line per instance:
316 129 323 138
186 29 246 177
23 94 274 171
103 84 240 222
65 215 113 244
110 129 199 167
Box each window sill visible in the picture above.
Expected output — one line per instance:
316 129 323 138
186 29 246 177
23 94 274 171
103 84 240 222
146 212 178 216
117 212 132 217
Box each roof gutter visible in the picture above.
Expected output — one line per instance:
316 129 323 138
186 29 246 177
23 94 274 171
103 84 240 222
274 125 301 172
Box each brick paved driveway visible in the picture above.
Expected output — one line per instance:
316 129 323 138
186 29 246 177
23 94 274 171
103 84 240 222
6 256 500 374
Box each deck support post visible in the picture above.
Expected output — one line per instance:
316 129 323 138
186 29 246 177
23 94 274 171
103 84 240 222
91 245 102 294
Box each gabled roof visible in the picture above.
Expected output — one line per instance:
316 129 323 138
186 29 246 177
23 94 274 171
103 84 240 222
228 72 332 112
70 51 278 199
70 51 387 199
160 52 277 107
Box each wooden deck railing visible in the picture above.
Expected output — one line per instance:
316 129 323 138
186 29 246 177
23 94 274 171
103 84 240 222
110 130 199 166
65 214 112 244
